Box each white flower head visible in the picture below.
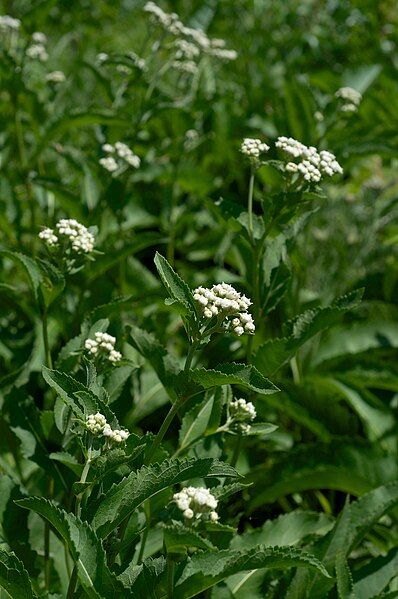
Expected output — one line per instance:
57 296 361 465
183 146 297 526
101 141 140 171
335 86 362 107
230 398 256 434
39 227 58 247
32 31 47 44
0 15 21 31
26 43 49 61
84 331 122 365
193 282 255 336
86 412 107 435
46 70 66 83
173 487 219 522
241 138 270 162
276 136 343 182
55 218 95 254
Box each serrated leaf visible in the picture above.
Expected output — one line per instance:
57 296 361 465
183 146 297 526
117 556 166 597
163 521 214 555
352 547 398 599
254 289 364 375
336 553 356 599
178 393 215 450
188 363 279 395
154 252 197 318
0 548 33 599
90 457 239 538
16 497 123 598
174 545 330 598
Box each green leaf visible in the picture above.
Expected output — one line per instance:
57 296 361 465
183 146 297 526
42 366 118 426
90 457 239 538
163 521 214 556
127 325 179 399
286 482 398 598
254 289 364 376
246 422 278 436
154 252 197 318
178 393 216 450
0 548 33 599
188 363 279 395
117 556 166 597
0 250 42 304
352 548 398 599
336 553 356 599
174 545 330 598
231 511 334 550
16 497 123 598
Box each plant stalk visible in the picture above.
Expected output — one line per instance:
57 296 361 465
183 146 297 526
247 168 255 242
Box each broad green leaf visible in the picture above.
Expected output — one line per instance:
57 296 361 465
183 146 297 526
16 497 123 598
246 422 278 436
287 482 398 598
174 545 330 598
254 289 364 375
90 457 239 537
163 521 214 555
0 549 33 599
42 366 118 426
178 393 216 450
117 556 166 597
353 548 398 599
127 325 179 399
188 363 279 395
0 250 42 304
154 252 197 318
231 511 334 550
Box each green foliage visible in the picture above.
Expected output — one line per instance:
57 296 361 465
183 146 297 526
0 0 397 596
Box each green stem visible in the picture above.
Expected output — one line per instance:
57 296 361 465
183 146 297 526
144 400 181 466
184 341 198 372
42 308 53 369
247 168 255 242
167 555 175 599
14 104 36 234
44 473 54 590
137 502 151 565
66 566 77 599
231 432 243 468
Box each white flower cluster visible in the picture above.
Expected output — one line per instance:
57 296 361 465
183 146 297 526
84 332 122 364
46 70 66 83
96 52 109 63
193 283 255 336
335 86 362 112
172 59 197 74
143 2 236 61
240 138 270 161
85 413 129 443
230 398 256 434
100 142 140 172
276 137 343 182
26 32 48 61
0 15 21 31
39 219 95 254
173 487 219 522
38 227 58 246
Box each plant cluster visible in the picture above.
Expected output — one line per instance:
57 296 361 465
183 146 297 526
0 1 397 598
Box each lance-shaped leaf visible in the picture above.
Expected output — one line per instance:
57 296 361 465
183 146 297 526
254 289 363 376
127 324 179 399
42 366 118 426
186 363 279 396
286 481 398 598
16 497 123 598
0 250 42 304
174 545 330 598
90 457 239 538
0 549 33 599
154 252 197 318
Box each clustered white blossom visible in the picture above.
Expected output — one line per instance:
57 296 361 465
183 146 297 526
193 283 255 336
39 219 95 254
276 136 343 182
46 70 66 83
335 86 362 113
26 31 48 61
172 59 197 74
240 138 270 162
230 398 256 434
0 15 21 32
173 487 219 522
96 52 109 63
143 2 236 62
85 413 129 443
84 332 122 364
100 141 140 172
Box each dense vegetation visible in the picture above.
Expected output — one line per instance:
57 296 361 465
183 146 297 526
0 0 397 597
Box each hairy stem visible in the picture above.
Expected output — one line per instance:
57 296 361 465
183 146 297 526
247 168 255 242
144 400 181 466
231 432 243 468
167 555 175 599
137 502 151 565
